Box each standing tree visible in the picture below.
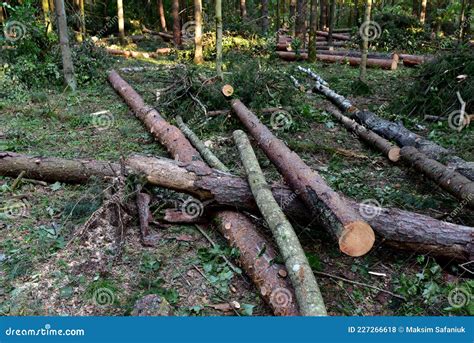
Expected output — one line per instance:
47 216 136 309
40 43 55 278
193 0 204 64
157 0 167 31
117 0 125 44
359 0 372 83
54 0 77 91
319 0 327 29
216 0 223 79
412 0 419 17
240 0 247 19
354 0 360 25
458 0 467 41
420 0 427 24
41 0 52 33
262 0 269 34
172 0 181 46
75 0 86 42
327 0 336 45
295 0 307 44
308 0 318 62
289 0 296 34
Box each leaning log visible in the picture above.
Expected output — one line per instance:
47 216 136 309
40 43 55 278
299 67 474 181
234 130 327 316
276 51 398 70
325 106 401 162
400 147 474 209
1 152 472 261
228 97 376 257
107 71 299 316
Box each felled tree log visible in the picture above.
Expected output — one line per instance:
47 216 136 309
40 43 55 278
399 54 433 66
207 107 285 117
400 147 474 208
106 47 171 59
276 51 398 70
1 152 472 261
228 98 376 257
299 68 474 181
315 49 398 61
107 71 299 316
175 116 229 171
234 130 327 316
316 30 351 41
325 106 400 162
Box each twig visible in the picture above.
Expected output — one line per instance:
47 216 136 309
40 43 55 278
11 171 26 191
313 271 406 300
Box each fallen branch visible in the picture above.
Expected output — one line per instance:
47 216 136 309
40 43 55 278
234 130 327 316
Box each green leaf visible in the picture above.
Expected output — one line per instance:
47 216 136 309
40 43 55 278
50 182 62 191
240 303 255 316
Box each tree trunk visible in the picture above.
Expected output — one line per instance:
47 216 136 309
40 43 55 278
262 0 269 34
276 51 398 70
107 71 298 316
157 0 168 31
316 30 350 40
359 0 372 82
175 116 228 171
117 0 125 43
228 98 375 257
354 0 359 25
327 0 336 45
193 0 204 64
290 0 296 34
1 151 472 261
420 0 427 24
412 0 418 17
42 0 52 33
458 0 467 41
324 106 400 162
79 0 86 41
319 0 327 29
400 147 474 208
295 0 307 44
215 0 223 79
308 0 318 62
240 0 247 19
54 0 77 91
172 0 181 46
300 70 474 181
233 130 327 316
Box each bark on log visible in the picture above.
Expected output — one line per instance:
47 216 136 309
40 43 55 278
326 106 401 162
399 54 433 66
207 107 285 117
1 152 472 261
276 51 398 70
107 71 299 315
229 98 376 257
299 68 474 181
400 146 474 208
315 49 398 61
316 30 351 41
175 116 229 172
233 130 327 316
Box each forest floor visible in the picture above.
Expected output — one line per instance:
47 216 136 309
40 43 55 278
1 38 473 316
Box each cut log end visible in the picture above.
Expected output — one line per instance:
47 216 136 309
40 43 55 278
388 147 401 162
339 221 375 257
222 84 234 98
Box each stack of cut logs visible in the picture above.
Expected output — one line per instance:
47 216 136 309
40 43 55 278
1 68 471 317
276 32 432 68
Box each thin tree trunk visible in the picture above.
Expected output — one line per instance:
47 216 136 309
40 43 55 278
276 0 280 31
295 0 307 43
290 0 296 34
262 0 269 34
215 0 223 79
233 130 327 316
193 0 204 64
42 0 52 33
412 0 418 17
54 0 77 91
327 0 336 45
2 151 472 261
308 0 318 62
240 0 247 19
228 97 375 257
157 0 168 31
359 0 371 82
176 116 228 170
354 0 359 24
172 0 181 46
319 0 327 29
458 0 467 41
117 0 125 43
79 0 86 41
420 0 427 24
